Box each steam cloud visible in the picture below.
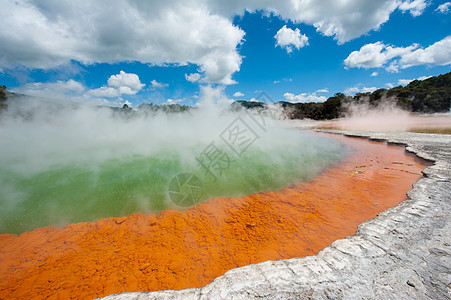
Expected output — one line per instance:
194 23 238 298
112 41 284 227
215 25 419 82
337 98 451 132
0 91 347 234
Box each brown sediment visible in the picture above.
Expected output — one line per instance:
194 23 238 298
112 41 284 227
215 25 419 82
0 133 429 299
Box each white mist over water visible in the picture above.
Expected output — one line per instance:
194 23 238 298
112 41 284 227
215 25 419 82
338 99 413 132
290 97 451 132
0 87 302 177
0 89 348 234
337 100 451 132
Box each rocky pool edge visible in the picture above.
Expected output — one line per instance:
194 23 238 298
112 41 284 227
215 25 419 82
100 130 451 300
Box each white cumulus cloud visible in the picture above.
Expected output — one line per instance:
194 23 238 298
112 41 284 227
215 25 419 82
284 92 327 103
397 75 432 85
436 2 451 13
273 78 292 84
398 36 451 68
344 86 377 95
12 79 85 98
344 36 451 71
344 42 416 69
166 99 184 104
233 91 245 97
210 0 424 44
371 72 379 77
107 71 145 93
11 79 121 106
0 0 430 83
275 25 309 53
185 73 202 83
88 71 144 98
150 80 168 90
87 87 122 98
398 0 429 17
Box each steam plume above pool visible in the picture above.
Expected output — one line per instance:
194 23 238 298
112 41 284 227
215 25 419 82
0 93 348 234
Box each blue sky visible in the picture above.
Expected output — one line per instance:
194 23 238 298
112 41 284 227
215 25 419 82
0 0 450 107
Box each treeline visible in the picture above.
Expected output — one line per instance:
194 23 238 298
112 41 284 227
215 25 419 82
235 72 451 120
0 85 7 110
1 72 450 119
349 72 451 113
281 95 343 120
136 103 193 113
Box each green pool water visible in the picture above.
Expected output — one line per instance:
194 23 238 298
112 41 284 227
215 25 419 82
0 135 348 235
0 104 349 234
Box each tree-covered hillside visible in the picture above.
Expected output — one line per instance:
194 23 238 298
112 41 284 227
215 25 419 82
235 72 451 120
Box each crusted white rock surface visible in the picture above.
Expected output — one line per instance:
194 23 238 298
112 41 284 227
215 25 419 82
100 131 451 300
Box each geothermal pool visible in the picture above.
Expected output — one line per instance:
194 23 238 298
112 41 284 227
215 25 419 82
0 102 347 234
0 133 428 300
0 102 429 299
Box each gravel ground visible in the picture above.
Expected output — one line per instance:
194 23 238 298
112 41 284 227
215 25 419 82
101 130 451 300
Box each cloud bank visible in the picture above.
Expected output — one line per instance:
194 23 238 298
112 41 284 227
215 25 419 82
284 92 327 103
344 36 451 72
12 72 146 107
0 0 245 85
0 0 430 84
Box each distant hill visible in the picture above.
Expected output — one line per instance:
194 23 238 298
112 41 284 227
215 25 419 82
352 72 451 113
233 72 451 120
1 72 450 119
0 88 194 115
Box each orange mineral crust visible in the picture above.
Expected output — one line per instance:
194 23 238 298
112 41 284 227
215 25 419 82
0 134 429 299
